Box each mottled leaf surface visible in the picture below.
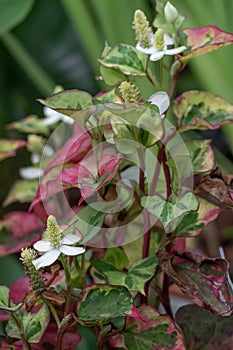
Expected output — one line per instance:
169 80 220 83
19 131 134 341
173 90 233 131
99 44 146 76
185 139 215 173
180 26 233 63
158 251 233 316
92 255 158 294
38 89 93 116
6 304 50 343
110 304 185 350
176 304 233 350
172 197 223 237
141 192 199 232
77 285 132 324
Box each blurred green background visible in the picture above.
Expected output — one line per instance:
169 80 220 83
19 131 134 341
0 0 233 288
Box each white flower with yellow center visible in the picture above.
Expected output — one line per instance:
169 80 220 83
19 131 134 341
32 215 85 270
136 28 186 62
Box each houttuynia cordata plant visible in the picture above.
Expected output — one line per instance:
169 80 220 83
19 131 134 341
1 1 233 349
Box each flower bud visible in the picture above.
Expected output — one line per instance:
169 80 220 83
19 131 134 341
164 1 179 24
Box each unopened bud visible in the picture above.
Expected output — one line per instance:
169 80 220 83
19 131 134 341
164 2 179 24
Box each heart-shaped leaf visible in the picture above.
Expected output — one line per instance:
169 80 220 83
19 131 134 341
110 304 185 350
77 285 133 325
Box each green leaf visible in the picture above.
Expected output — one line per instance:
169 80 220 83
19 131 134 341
0 0 35 34
110 304 185 350
176 304 233 350
94 88 122 104
77 285 132 324
158 251 233 316
106 255 158 294
64 205 105 245
179 26 233 63
6 304 50 342
0 139 27 161
3 179 38 207
0 285 22 312
141 192 199 232
6 115 49 136
185 139 215 173
38 89 93 116
100 65 126 86
109 105 163 151
104 247 129 271
173 90 233 131
98 43 147 76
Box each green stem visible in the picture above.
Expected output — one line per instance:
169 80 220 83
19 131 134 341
60 254 71 316
74 253 86 289
42 296 61 328
1 32 55 95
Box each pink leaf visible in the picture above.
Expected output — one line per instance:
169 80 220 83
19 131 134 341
0 211 44 256
180 26 233 62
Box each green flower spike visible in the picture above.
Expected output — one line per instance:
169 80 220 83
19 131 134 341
119 81 141 104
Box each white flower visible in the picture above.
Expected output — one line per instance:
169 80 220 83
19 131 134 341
150 44 186 61
43 106 74 125
136 29 186 62
32 233 85 269
148 91 170 119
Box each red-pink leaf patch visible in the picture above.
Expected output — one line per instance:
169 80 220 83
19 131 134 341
0 139 27 161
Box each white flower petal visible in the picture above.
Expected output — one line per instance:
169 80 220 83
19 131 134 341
33 240 51 252
32 248 60 269
150 51 165 61
164 46 186 55
164 33 174 46
19 166 43 180
136 42 155 55
61 115 74 125
43 107 62 125
59 245 85 256
148 91 170 116
62 234 81 245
